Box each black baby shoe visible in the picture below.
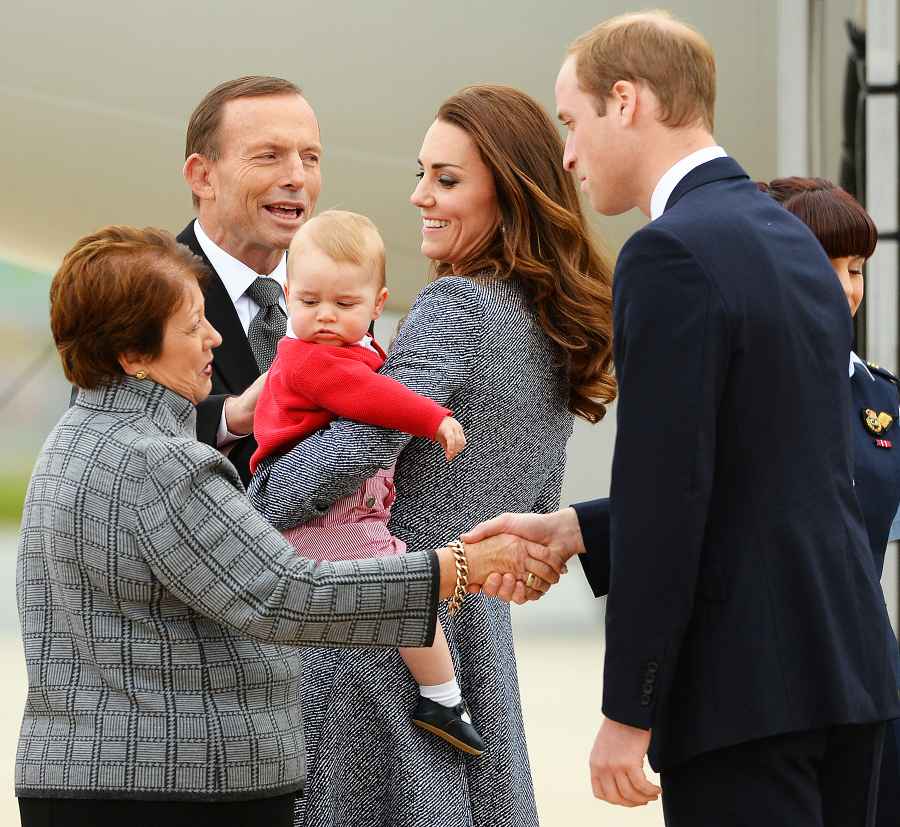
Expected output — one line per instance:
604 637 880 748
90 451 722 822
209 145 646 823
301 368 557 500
412 697 486 756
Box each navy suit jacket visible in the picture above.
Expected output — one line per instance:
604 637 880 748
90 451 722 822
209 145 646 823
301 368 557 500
574 157 900 771
178 222 261 487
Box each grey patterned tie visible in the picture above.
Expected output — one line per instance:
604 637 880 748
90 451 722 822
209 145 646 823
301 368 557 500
245 277 287 372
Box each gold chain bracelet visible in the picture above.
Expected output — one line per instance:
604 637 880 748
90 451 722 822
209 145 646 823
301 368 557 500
445 539 469 616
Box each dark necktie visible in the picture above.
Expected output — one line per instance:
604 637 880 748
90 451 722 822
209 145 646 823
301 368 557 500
245 277 287 372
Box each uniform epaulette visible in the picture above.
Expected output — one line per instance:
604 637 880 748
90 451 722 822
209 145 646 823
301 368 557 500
867 361 899 384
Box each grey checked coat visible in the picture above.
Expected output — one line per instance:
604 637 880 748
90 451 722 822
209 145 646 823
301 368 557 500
15 378 439 802
250 275 575 827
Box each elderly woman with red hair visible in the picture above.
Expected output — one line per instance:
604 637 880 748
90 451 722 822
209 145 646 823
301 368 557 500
14 225 559 827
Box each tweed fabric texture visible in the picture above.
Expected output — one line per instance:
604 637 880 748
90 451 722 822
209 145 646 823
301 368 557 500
246 276 287 372
249 275 574 827
16 378 438 802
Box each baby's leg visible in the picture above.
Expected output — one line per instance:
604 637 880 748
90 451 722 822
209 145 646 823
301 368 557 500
402 622 486 756
399 621 454 687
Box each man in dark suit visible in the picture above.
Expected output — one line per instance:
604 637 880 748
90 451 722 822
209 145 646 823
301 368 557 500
179 76 322 486
465 11 900 825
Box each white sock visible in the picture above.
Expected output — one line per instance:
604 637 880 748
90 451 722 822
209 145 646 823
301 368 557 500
420 679 468 720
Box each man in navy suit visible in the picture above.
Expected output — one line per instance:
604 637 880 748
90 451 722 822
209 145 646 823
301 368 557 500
466 11 900 825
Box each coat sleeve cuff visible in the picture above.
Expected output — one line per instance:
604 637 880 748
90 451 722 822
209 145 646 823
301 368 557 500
601 649 663 731
572 499 611 597
424 550 440 647
196 394 227 447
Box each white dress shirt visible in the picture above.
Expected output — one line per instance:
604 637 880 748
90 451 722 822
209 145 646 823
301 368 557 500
850 350 874 380
649 145 728 221
193 219 287 333
193 219 288 446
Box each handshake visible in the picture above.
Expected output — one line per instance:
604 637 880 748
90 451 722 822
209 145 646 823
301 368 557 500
452 507 587 604
442 505 662 809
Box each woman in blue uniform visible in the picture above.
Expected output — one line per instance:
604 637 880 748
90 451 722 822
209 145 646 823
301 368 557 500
762 176 899 824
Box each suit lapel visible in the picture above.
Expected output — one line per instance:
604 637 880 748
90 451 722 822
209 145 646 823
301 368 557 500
176 222 260 394
665 157 750 213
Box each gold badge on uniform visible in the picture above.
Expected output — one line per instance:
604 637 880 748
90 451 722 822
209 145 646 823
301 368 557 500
863 409 883 434
861 408 895 436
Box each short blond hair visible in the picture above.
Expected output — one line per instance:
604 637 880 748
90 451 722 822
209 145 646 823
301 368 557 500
569 10 716 132
289 210 386 288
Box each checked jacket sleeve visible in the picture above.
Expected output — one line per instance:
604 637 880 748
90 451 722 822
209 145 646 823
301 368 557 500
136 436 438 648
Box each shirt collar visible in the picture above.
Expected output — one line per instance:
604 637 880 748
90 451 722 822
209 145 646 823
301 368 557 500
850 351 875 381
357 334 379 354
193 219 287 303
649 146 728 220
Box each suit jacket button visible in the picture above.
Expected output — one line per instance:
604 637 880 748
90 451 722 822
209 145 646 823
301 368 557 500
640 696 651 707
643 682 654 695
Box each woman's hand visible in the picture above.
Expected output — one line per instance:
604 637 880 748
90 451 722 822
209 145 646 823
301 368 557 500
461 509 586 601
437 534 567 605
435 416 467 461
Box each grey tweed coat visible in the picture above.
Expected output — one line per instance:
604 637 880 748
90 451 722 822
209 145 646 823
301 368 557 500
15 377 439 802
249 275 574 827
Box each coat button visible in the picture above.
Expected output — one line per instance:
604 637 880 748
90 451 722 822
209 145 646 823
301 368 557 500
642 682 654 695
365 497 376 508
640 696 651 707
313 500 329 512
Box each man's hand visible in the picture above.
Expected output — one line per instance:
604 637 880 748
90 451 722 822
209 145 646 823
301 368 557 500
589 718 660 807
461 508 586 598
435 416 466 461
223 371 268 436
462 507 587 561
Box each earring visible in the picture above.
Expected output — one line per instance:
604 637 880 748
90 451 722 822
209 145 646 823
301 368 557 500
135 370 147 380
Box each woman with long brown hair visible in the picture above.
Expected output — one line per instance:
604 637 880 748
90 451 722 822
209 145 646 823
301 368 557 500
249 84 615 826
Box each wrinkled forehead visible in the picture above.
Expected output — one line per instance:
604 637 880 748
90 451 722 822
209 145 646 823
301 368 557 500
219 93 320 150
167 275 205 322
